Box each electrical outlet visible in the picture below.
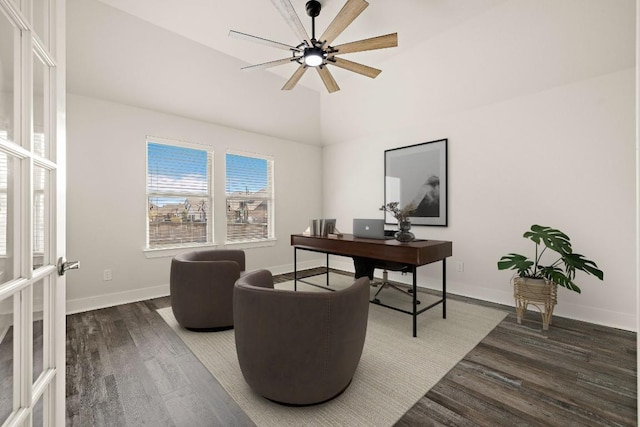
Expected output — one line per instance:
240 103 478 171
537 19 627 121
103 269 112 281
455 261 464 272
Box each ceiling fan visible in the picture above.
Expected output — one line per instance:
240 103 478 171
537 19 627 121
229 0 398 93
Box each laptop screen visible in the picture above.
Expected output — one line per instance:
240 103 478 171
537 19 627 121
353 218 387 239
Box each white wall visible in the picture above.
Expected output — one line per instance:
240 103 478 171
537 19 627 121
321 0 637 330
66 0 322 146
66 94 323 312
65 0 327 312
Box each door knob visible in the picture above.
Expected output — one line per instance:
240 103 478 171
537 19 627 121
57 257 80 276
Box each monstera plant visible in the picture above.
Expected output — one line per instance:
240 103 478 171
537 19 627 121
497 224 604 293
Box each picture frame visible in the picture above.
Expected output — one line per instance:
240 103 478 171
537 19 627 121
384 139 448 226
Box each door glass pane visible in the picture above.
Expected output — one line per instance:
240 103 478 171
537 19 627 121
32 53 48 158
33 279 44 383
33 166 47 270
0 152 15 285
33 392 43 427
0 295 14 424
32 0 50 49
0 12 16 144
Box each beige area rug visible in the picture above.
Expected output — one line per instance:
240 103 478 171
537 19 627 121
157 273 507 427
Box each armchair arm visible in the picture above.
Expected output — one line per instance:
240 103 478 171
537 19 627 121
204 250 246 271
171 259 241 288
235 269 274 289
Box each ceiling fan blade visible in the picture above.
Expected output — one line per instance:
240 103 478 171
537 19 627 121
242 58 296 71
330 57 381 79
319 0 369 46
229 30 302 52
270 0 312 46
282 65 308 90
331 33 397 55
317 66 340 93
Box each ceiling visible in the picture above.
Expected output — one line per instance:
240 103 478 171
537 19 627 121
95 0 507 92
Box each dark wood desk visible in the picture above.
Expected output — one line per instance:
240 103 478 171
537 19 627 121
290 234 453 337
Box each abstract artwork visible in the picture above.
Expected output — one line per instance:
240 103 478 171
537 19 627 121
384 139 448 226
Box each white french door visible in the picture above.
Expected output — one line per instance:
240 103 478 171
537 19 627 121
0 0 66 426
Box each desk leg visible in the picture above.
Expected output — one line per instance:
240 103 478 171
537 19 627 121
294 247 298 292
442 258 447 319
412 265 417 338
326 253 329 287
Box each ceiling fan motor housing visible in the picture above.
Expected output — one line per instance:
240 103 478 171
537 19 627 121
306 1 322 18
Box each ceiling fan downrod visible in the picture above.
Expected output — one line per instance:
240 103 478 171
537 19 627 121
303 1 325 67
305 0 322 42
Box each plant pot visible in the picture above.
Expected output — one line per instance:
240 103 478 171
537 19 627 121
513 277 557 330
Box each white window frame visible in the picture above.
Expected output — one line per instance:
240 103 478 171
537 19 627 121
225 149 275 247
144 136 214 256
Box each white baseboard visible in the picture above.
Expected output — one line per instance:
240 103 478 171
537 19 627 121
64 261 324 315
443 279 637 331
66 284 170 315
64 260 637 332
543 301 636 331
328 258 637 331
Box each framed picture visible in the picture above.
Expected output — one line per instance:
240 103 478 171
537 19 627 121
384 139 448 226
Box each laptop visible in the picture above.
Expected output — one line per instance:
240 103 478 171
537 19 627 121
353 218 393 239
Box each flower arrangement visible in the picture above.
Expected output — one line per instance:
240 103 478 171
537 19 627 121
379 201 416 223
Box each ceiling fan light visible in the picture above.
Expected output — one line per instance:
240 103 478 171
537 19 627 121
303 47 324 67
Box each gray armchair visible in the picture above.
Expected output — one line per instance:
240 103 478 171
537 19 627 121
233 269 370 405
170 249 245 331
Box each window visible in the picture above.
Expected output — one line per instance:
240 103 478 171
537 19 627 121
146 138 213 249
225 151 274 243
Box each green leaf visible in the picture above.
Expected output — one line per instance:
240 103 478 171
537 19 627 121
563 253 604 280
497 253 534 276
539 266 582 293
523 225 573 256
555 278 582 293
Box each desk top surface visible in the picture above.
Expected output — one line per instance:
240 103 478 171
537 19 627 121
291 234 452 266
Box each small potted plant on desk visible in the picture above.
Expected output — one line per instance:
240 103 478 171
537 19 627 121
380 202 416 242
497 224 604 330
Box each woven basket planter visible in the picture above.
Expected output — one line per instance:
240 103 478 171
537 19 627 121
513 277 557 330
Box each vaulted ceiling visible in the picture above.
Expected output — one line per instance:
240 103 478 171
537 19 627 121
66 0 508 145
93 0 507 92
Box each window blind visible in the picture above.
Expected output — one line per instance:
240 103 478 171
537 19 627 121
225 152 274 243
33 165 46 259
147 140 213 248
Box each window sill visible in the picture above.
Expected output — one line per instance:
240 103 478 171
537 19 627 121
224 238 277 250
143 238 277 259
143 244 219 259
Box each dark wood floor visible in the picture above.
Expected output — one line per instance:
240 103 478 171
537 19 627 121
62 269 637 426
397 309 637 426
